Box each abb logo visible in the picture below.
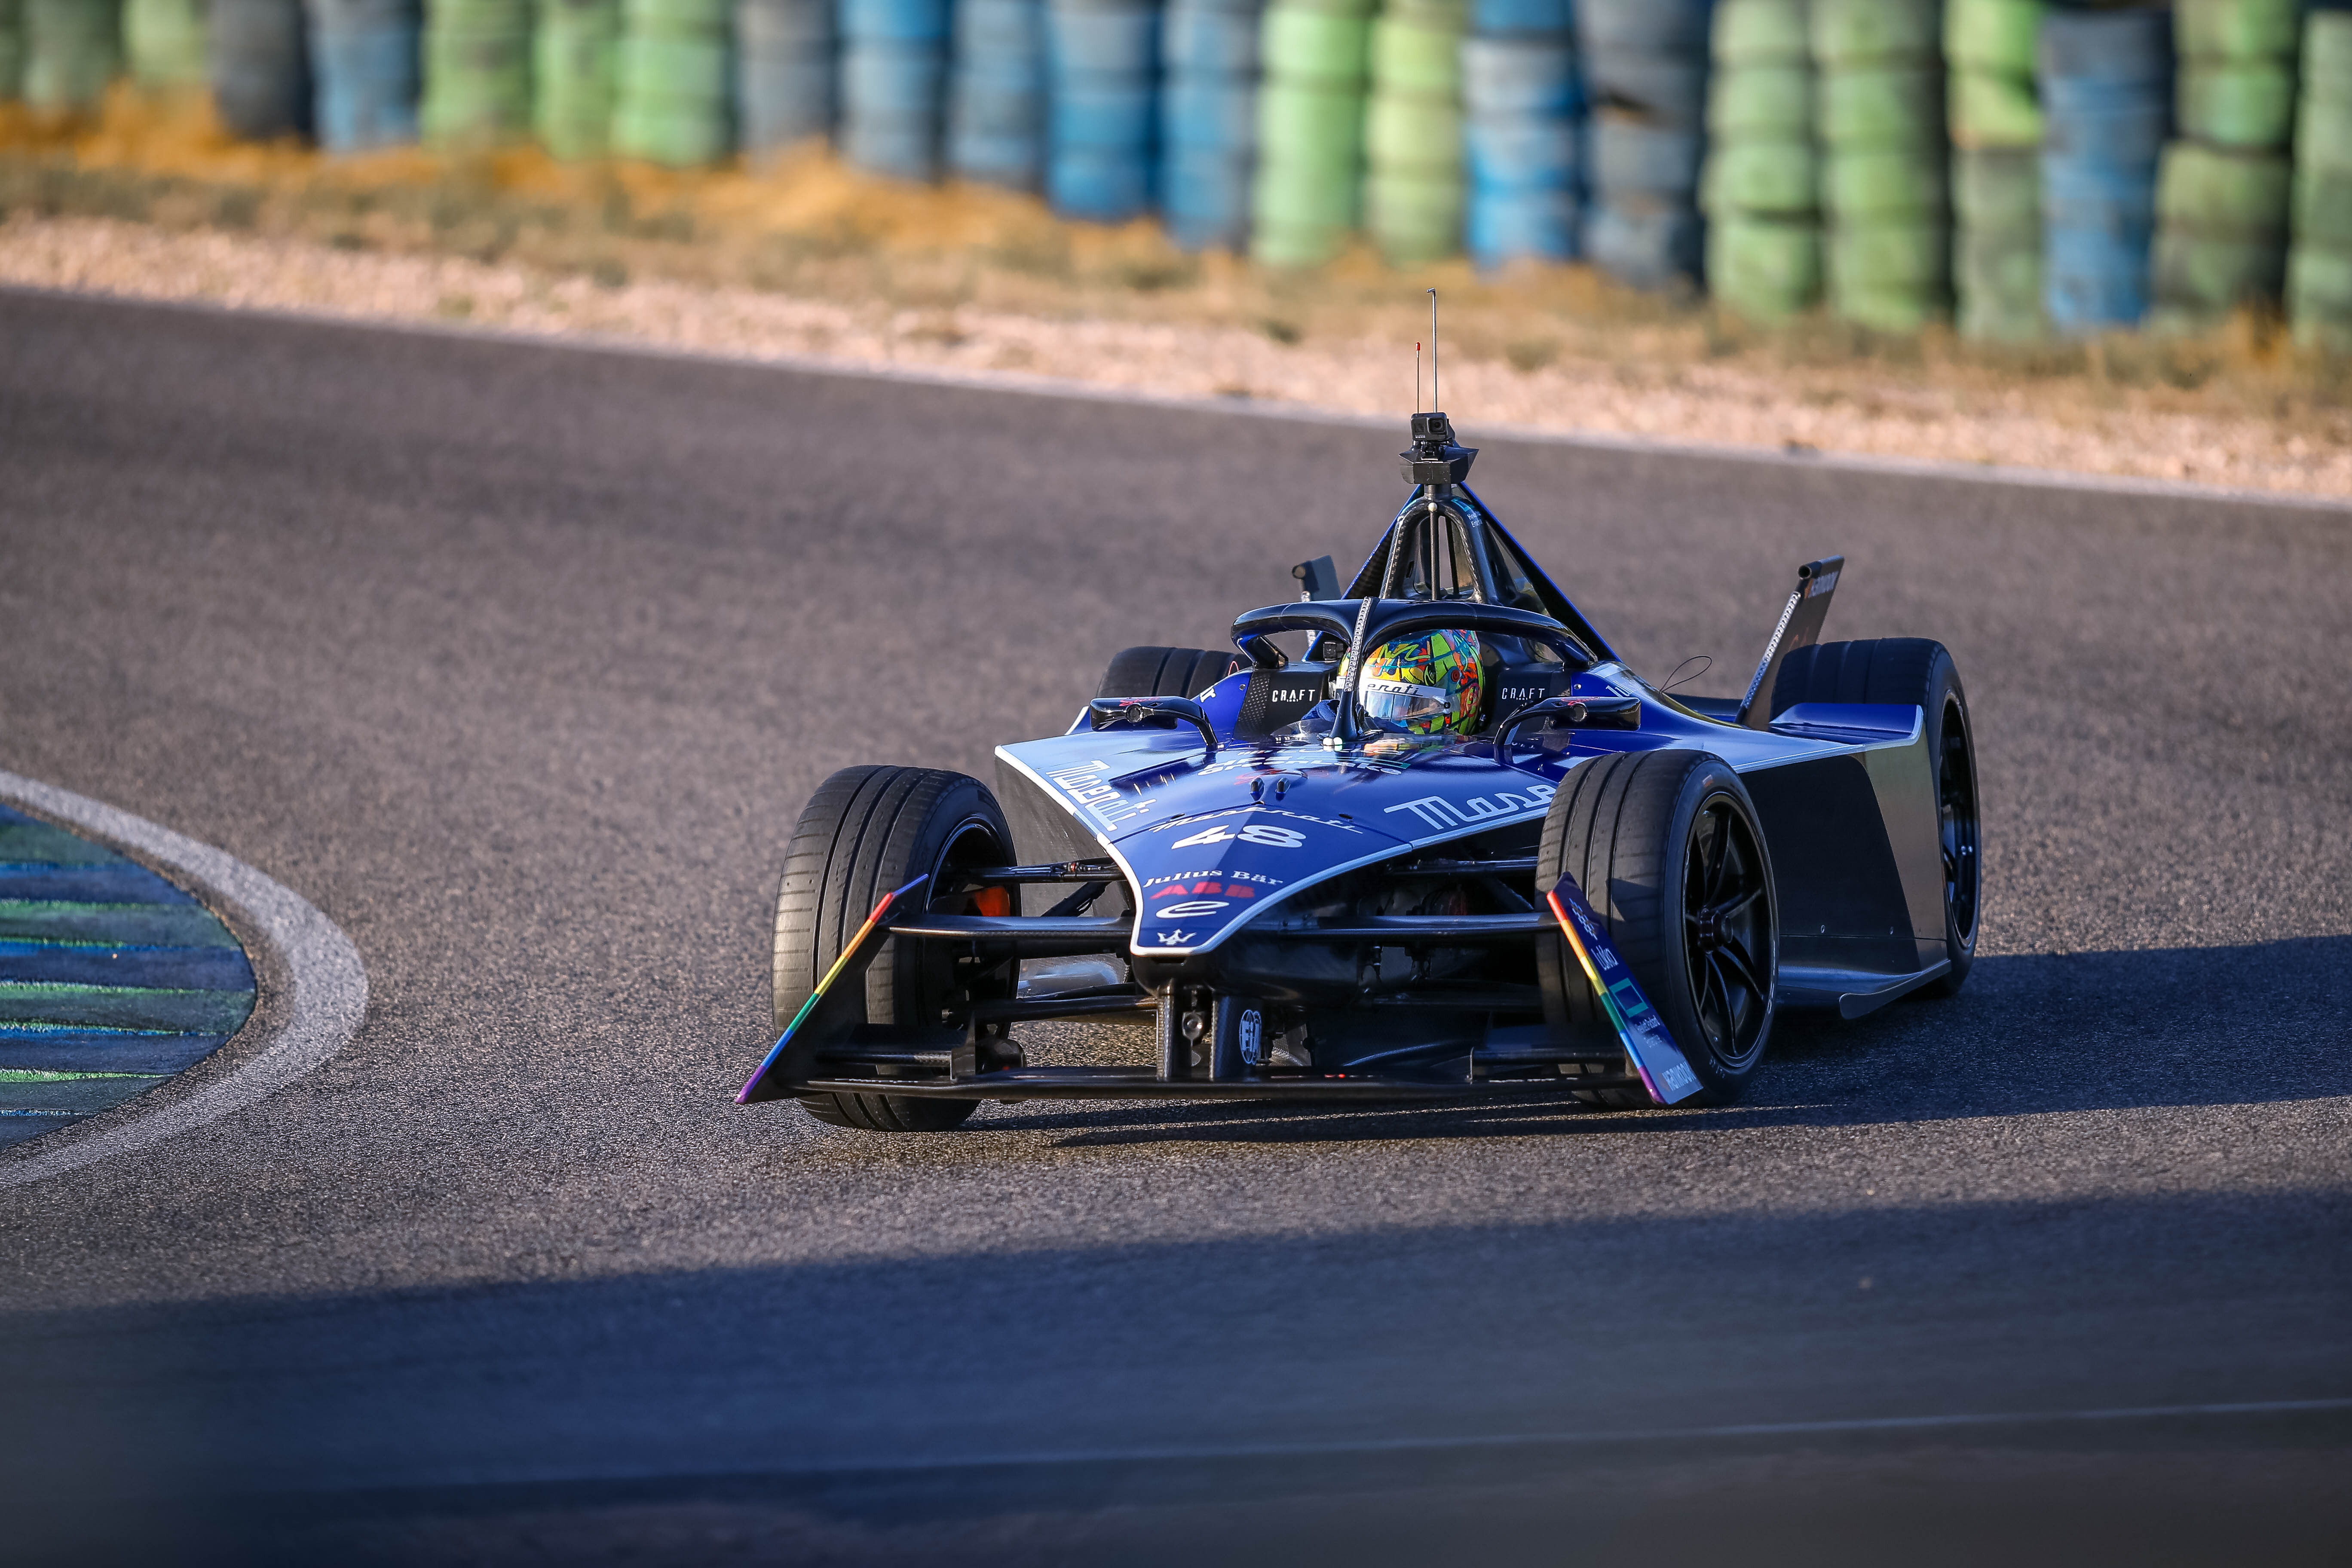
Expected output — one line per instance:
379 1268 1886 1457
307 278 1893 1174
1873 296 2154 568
1150 880 1258 900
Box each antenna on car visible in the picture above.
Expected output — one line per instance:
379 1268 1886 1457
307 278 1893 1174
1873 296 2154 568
1429 288 1438 411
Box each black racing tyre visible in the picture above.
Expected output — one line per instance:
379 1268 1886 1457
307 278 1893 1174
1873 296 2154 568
1096 645 1240 701
1536 749 1780 1107
1771 638 1979 995
772 765 1014 1133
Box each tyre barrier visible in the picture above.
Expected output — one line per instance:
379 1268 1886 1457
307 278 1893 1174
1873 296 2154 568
2291 9 2352 351
610 0 731 165
23 0 120 111
211 0 311 136
2153 0 2294 330
948 0 1041 188
1251 0 1367 266
126 0 209 87
2039 9 2167 334
1807 0 1936 68
1159 0 1256 248
420 0 530 147
306 0 419 149
738 0 833 163
0 0 21 99
1702 0 1814 320
1945 0 2040 340
1046 0 1157 221
1364 0 1465 264
533 0 619 157
1812 0 1942 331
1460 4 1575 269
1579 0 1702 289
842 0 946 178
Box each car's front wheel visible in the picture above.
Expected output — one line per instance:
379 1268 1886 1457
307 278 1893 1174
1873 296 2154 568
772 766 1014 1133
1536 749 1780 1107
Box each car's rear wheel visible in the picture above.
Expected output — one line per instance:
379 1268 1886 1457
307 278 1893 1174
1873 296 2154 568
1097 645 1239 700
772 766 1014 1133
1771 637 1979 995
1536 749 1779 1107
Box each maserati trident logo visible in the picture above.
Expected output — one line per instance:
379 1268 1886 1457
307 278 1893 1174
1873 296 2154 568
1155 930 1194 946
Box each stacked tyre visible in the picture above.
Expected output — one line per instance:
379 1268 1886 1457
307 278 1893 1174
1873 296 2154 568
841 0 948 179
611 0 730 164
2152 0 2300 330
1160 0 1257 248
307 0 419 148
211 0 311 135
22 0 121 112
1578 0 1706 289
1364 0 1464 263
1047 0 1157 219
738 0 833 165
2291 9 2352 352
126 0 208 89
1459 0 1577 268
1812 0 1946 332
947 0 1043 189
421 0 529 146
2039 7 2168 334
1946 0 2041 342
1701 0 1816 321
1 1 20 98
533 0 620 158
1251 0 1369 265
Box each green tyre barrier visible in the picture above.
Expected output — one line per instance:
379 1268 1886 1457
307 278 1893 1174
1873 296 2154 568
1712 0 1806 67
23 0 122 110
2158 141 2289 235
2294 165 2352 249
1809 0 1938 67
423 0 533 147
2177 0 2301 64
0 1 21 101
1817 66 1942 148
126 0 208 87
2178 61 2295 150
612 98 728 162
1366 168 1464 262
1949 68 2039 150
2295 92 2352 172
1944 0 2041 77
1707 213 1820 319
1252 217 1350 265
1366 89 1460 173
534 0 620 160
1831 217 1950 287
1258 77 1362 162
2309 13 2352 97
1253 152 1360 227
1708 63 1808 138
1260 4 1367 86
1832 281 1942 332
1368 14 1456 96
1821 146 1945 219
2153 226 2287 312
2288 244 2352 350
618 29 726 99
1700 137 1814 216
1954 146 2036 230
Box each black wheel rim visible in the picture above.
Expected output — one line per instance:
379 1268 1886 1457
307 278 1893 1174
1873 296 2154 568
1681 793 1773 1073
1938 695 1980 948
923 817 1017 1026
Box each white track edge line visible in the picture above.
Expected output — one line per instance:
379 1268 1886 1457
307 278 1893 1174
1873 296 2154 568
9 281 2349 518
0 769 367 1188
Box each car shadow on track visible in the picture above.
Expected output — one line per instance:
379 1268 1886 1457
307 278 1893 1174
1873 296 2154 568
983 935 2352 1147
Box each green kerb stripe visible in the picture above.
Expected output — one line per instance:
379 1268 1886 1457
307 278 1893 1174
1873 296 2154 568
0 980 256 1033
0 900 241 948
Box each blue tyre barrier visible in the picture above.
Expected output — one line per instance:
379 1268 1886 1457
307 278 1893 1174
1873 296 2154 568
211 0 312 138
741 0 830 46
952 70 1041 131
956 0 1034 52
1586 53 1704 126
1053 75 1152 143
2046 224 2149 328
843 39 945 111
741 55 835 146
2037 8 2170 88
841 0 948 41
843 112 938 174
1162 73 1252 149
1465 112 1576 189
1590 116 1700 196
2040 103 2168 165
1469 185 1578 263
305 0 419 150
949 125 1041 181
1577 0 1706 55
1162 1 1251 73
1584 199 1703 286
1164 144 1250 237
2041 153 2157 237
1459 35 1575 115
1050 144 1152 217
1470 0 1568 35
1048 2 1155 73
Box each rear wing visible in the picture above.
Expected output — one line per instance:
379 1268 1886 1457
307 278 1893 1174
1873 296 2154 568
1736 556 1844 729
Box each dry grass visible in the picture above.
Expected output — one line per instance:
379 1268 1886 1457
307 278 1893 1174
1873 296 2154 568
6 87 2352 498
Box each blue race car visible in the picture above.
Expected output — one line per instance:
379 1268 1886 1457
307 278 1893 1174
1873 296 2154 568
740 410 1980 1130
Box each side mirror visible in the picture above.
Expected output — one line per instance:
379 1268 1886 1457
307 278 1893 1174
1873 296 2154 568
1500 694 1640 748
1088 697 1218 753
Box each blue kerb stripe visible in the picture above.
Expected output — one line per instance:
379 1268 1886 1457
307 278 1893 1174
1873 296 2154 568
0 864 198 905
0 941 255 989
0 1033 235 1073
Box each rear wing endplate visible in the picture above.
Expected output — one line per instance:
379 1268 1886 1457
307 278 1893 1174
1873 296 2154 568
1735 556 1844 729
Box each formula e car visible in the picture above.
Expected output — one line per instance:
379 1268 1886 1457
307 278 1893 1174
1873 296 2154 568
740 410 1980 1131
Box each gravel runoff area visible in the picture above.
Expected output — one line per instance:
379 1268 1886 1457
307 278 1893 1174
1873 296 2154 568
7 211 2352 502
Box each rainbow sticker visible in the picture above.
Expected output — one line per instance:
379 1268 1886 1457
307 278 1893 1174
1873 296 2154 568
1544 875 1703 1106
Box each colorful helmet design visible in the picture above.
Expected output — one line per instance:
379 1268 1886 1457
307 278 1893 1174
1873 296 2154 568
1356 629 1484 735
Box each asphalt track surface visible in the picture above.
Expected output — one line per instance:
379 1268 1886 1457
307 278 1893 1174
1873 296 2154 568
3 290 2350 1565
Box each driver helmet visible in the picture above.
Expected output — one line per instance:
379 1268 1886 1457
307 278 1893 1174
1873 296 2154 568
1354 629 1485 736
